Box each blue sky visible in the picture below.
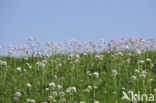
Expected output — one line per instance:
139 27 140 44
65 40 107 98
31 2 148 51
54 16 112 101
0 0 156 46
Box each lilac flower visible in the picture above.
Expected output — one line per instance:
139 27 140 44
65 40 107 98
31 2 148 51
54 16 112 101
14 92 21 100
17 67 21 71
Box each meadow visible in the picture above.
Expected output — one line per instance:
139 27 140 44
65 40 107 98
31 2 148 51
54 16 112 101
0 37 156 103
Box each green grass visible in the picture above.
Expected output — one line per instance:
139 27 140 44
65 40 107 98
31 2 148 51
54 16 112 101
0 51 156 103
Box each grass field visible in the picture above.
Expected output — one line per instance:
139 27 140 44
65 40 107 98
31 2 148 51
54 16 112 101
0 37 156 103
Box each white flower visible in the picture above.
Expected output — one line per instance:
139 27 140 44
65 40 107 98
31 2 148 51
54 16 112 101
59 64 62 67
95 55 100 59
26 83 32 87
66 87 76 93
37 62 45 68
28 65 32 69
42 102 48 103
136 49 141 55
80 101 85 103
48 96 53 99
134 69 139 73
2 61 7 66
148 79 153 82
88 86 92 89
141 70 147 74
116 52 123 56
17 67 21 71
112 70 118 76
24 58 29 60
150 63 154 69
45 88 49 91
24 69 27 73
93 86 98 89
57 85 63 90
131 76 136 80
139 60 144 64
75 54 80 58
128 90 133 94
75 59 79 63
93 72 99 77
49 82 56 88
139 74 146 78
27 98 31 102
31 99 36 103
154 88 156 93
14 92 21 99
94 100 99 103
51 91 58 96
59 91 65 96
146 58 151 62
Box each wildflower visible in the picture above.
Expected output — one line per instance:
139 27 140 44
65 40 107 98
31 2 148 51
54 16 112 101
139 60 144 64
131 76 137 80
59 76 65 80
128 90 133 94
136 49 141 55
26 83 32 87
59 91 65 96
134 69 139 73
148 79 153 82
75 54 80 58
112 70 118 76
87 71 92 76
14 92 21 100
139 74 146 78
94 100 99 103
57 84 63 90
59 64 62 67
150 63 154 69
1 61 7 66
54 75 57 78
75 59 79 63
28 65 32 69
45 88 49 91
27 98 31 102
146 58 151 62
17 67 21 71
80 101 85 103
112 92 116 94
93 86 98 89
116 52 123 56
95 55 100 59
51 91 58 96
48 96 53 99
66 87 76 93
88 86 92 89
93 72 99 77
141 70 147 74
58 98 66 102
154 88 156 93
49 82 56 88
31 99 36 103
127 53 132 56
122 87 125 90
24 58 29 60
24 69 27 73
42 102 48 103
37 62 45 68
